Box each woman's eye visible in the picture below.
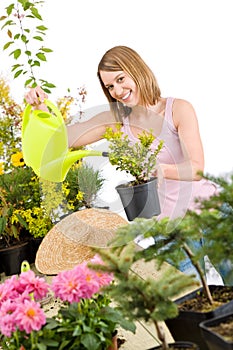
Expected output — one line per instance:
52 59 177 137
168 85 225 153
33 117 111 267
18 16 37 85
117 77 124 83
107 85 113 91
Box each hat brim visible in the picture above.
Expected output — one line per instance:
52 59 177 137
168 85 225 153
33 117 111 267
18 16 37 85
35 208 128 275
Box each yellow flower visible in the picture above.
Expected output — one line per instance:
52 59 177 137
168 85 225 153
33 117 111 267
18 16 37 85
11 152 25 167
0 162 4 175
76 191 84 201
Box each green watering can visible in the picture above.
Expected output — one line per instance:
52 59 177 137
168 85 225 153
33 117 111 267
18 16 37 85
22 99 107 182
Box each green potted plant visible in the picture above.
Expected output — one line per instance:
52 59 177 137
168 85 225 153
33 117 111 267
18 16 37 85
197 172 233 350
91 241 199 350
92 171 233 350
199 311 233 350
0 257 135 350
103 124 164 221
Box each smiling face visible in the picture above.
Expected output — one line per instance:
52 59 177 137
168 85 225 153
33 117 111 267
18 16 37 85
99 70 140 107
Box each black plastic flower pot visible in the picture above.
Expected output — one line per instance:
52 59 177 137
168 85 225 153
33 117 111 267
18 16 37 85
116 177 161 221
0 241 30 275
28 237 43 264
165 285 233 350
199 312 233 350
148 341 200 349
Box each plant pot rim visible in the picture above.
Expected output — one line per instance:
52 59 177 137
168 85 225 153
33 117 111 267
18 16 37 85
115 177 157 190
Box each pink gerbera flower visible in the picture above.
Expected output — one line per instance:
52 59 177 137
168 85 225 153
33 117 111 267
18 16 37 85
17 270 50 300
51 266 88 303
14 299 46 334
0 275 20 306
0 300 18 337
89 255 113 287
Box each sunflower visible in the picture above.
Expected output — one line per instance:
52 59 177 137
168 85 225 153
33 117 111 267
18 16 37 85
11 152 25 167
0 161 4 175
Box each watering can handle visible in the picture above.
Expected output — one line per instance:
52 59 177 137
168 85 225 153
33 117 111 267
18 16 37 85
22 99 64 137
43 99 64 123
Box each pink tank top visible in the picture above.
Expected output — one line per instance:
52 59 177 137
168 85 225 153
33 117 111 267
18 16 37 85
121 97 217 220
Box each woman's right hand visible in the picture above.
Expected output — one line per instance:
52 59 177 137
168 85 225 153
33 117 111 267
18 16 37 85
24 86 48 111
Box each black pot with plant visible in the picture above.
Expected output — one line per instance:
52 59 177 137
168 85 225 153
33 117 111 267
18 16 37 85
91 240 199 350
199 311 233 350
93 171 233 350
103 124 163 221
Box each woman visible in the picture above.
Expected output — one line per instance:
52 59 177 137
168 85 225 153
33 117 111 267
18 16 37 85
26 45 216 220
25 45 224 281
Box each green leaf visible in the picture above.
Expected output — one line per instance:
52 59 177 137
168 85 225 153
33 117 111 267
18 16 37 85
1 19 14 30
36 52 46 61
6 4 15 16
33 35 43 41
12 48 21 59
31 7 42 20
31 60 40 67
25 50 31 56
37 25 48 31
44 82 56 88
41 47 53 53
81 333 100 350
11 64 22 71
3 41 14 50
21 34 27 43
14 69 23 78
0 217 7 234
14 33 20 40
25 78 34 86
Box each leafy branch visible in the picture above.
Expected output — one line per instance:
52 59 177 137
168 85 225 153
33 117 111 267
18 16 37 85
0 0 55 93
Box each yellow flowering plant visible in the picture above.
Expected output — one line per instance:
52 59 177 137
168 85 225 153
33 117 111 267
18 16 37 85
0 78 105 250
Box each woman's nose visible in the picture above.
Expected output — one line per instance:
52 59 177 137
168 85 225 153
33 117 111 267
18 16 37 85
113 85 124 97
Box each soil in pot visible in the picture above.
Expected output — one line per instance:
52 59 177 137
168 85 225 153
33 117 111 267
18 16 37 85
199 312 233 350
116 177 161 221
165 285 233 350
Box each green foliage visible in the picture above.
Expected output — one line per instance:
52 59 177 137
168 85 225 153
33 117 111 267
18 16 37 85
187 172 233 283
92 242 196 349
0 0 55 92
77 162 105 208
0 76 23 172
11 294 134 350
0 166 53 244
95 171 233 313
104 124 164 185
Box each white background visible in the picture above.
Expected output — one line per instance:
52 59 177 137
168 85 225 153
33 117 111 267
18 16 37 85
1 0 233 177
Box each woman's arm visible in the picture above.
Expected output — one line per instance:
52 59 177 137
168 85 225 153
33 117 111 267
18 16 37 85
158 99 205 181
67 111 116 148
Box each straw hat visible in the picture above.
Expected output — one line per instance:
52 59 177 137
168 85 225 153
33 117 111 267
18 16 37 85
35 208 128 275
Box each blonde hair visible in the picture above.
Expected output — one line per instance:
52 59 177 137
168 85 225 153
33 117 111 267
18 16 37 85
97 46 161 122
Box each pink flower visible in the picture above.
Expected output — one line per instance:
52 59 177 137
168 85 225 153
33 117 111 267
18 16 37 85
52 266 90 303
73 263 100 298
17 270 50 300
0 275 20 306
89 255 113 287
0 300 17 337
14 299 46 334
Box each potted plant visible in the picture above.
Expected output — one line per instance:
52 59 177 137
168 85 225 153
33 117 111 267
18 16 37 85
92 171 233 350
91 241 200 350
197 172 233 350
97 172 233 349
103 124 164 221
199 311 233 350
0 256 135 350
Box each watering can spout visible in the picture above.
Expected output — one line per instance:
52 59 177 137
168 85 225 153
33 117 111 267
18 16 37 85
22 100 108 182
